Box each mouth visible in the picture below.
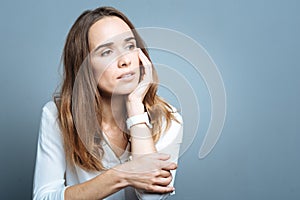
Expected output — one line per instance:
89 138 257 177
117 71 135 79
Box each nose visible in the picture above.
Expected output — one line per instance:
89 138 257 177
117 53 131 68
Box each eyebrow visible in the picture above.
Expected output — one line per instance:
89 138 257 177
93 36 136 53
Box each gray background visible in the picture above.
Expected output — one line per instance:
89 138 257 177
0 0 299 199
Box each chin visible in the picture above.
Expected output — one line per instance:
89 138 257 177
114 78 140 95
115 87 136 95
111 84 138 96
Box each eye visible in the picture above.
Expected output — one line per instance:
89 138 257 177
100 49 113 57
125 43 136 50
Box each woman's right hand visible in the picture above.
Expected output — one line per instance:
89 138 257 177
114 153 177 193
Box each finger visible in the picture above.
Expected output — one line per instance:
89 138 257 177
145 185 175 194
138 49 152 81
153 176 173 186
138 48 151 67
161 162 177 171
151 153 170 161
158 170 172 178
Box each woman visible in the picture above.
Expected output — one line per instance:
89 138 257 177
33 6 183 200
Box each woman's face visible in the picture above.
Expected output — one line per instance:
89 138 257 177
88 16 140 96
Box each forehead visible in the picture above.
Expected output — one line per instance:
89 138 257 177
88 16 133 50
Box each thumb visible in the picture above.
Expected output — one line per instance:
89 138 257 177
155 153 171 161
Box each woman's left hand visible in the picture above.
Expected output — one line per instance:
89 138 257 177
126 49 153 116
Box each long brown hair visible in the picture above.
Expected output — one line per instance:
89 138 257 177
54 6 177 171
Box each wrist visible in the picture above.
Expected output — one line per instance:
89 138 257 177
107 167 129 189
112 164 132 187
126 100 144 117
126 112 152 130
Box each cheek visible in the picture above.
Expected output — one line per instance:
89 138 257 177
131 51 140 66
98 69 114 82
131 53 142 77
91 58 114 82
97 69 116 92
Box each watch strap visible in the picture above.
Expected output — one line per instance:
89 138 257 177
126 112 152 129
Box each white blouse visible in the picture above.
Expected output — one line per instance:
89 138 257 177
33 101 183 200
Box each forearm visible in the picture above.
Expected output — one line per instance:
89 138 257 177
126 101 156 156
130 124 156 155
65 168 128 200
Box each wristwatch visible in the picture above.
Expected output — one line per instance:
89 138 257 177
126 112 153 129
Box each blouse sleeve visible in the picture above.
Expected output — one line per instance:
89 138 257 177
135 110 183 200
33 102 67 200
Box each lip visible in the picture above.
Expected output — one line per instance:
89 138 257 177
117 71 136 80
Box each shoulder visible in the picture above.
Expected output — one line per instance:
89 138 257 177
42 100 58 117
38 100 61 140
